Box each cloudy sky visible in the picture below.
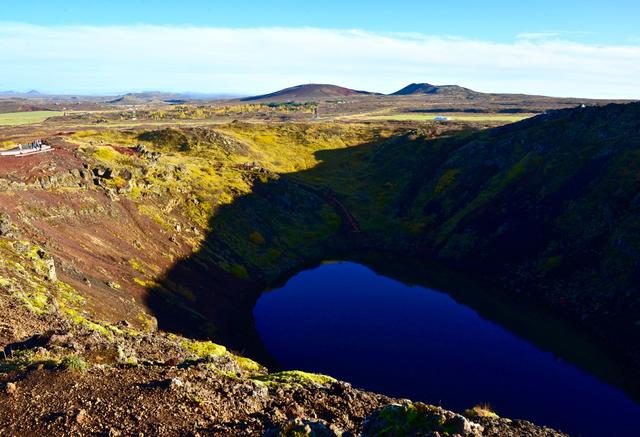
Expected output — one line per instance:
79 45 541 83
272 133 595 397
1 1 639 98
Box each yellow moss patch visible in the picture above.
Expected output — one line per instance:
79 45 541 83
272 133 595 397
0 276 11 288
465 404 499 419
132 277 159 288
181 339 227 358
91 145 123 163
129 258 147 275
234 355 262 373
138 204 172 230
252 370 336 386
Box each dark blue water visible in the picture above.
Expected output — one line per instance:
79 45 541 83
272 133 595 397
253 261 640 437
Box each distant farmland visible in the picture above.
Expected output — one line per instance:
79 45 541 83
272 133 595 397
0 111 65 126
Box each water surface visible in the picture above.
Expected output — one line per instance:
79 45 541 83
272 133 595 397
253 261 640 437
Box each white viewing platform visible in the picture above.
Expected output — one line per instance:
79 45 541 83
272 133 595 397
0 144 53 158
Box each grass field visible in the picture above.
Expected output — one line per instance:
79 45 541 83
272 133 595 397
0 111 65 126
361 113 536 122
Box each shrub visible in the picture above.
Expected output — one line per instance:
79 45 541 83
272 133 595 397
59 355 88 373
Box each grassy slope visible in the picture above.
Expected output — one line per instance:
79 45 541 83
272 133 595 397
66 123 402 282
0 111 65 126
336 103 640 362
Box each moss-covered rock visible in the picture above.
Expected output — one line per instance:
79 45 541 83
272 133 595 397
362 403 484 436
252 370 336 387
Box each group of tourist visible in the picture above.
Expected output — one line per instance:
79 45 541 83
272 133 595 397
18 139 45 151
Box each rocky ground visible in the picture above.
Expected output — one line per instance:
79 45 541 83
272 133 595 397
0 325 565 436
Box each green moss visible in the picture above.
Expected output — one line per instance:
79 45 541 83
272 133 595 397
132 259 160 277
111 176 129 189
138 128 191 152
129 258 147 274
0 276 10 288
0 350 59 373
121 356 139 367
181 339 227 358
434 168 461 194
138 204 173 231
229 263 249 279
372 404 455 436
62 306 113 337
234 355 262 373
92 145 123 163
252 370 336 386
20 290 49 314
133 277 150 287
59 355 88 373
138 312 158 333
503 153 542 184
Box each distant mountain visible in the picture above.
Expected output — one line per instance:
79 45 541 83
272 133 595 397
241 84 378 102
107 91 241 105
0 90 42 97
107 92 183 105
391 83 480 98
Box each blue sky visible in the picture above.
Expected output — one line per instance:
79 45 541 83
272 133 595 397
5 1 640 44
1 1 639 97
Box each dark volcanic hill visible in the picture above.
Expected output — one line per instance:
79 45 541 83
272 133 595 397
391 82 480 98
241 84 377 102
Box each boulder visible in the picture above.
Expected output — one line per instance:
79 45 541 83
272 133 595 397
93 166 113 179
44 257 57 282
5 382 17 395
118 168 133 181
362 403 483 437
0 213 16 238
35 249 57 282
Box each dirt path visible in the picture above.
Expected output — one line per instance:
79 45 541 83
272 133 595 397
286 178 361 233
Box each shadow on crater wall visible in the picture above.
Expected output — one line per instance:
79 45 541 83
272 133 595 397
144 139 387 366
143 108 640 396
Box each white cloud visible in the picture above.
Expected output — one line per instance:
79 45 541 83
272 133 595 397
516 31 593 41
0 22 639 98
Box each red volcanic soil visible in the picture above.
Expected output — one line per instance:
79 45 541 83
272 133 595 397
241 84 378 102
0 147 83 182
0 138 192 333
